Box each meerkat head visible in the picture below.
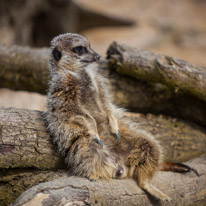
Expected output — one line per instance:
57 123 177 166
49 33 100 73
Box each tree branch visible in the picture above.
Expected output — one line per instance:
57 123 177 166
107 41 206 102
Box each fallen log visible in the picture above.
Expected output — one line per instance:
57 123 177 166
107 41 206 102
0 45 49 94
0 108 206 205
0 169 66 206
1 45 206 126
12 156 206 206
0 108 205 170
100 61 206 126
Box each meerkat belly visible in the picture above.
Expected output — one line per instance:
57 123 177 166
79 71 108 123
80 85 108 122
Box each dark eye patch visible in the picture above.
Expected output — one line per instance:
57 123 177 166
52 48 62 61
72 46 88 54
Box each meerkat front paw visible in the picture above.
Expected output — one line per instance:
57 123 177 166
111 128 121 142
109 116 121 142
93 136 103 148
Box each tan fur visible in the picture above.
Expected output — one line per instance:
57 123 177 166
45 33 171 201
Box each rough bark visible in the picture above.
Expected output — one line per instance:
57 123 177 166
1 45 206 126
12 156 206 206
0 108 206 170
0 108 206 205
100 61 206 126
0 108 63 170
0 45 49 94
107 41 206 102
0 169 66 206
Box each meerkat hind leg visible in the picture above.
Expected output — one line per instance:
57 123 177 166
137 171 172 201
139 181 172 201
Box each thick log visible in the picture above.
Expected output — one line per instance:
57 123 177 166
0 45 49 94
0 169 65 206
0 108 206 205
0 108 205 169
1 45 206 126
0 108 63 170
12 156 206 206
107 41 206 102
100 61 206 126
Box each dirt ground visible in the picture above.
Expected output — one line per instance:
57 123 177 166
0 0 206 110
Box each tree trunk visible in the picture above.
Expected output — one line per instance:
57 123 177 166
0 108 206 205
12 156 206 206
107 41 206 102
1 45 206 126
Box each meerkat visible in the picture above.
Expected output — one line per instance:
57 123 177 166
45 33 172 201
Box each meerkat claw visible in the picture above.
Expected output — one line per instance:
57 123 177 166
93 137 103 148
116 130 121 142
113 130 121 142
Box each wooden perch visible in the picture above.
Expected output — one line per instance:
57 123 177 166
0 45 49 94
12 156 206 206
1 45 206 126
0 108 206 169
0 108 206 205
107 41 206 102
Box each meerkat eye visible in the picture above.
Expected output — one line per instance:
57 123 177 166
72 46 88 54
52 48 62 61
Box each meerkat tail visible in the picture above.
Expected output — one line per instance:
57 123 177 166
159 162 199 176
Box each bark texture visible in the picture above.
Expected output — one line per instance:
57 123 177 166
0 45 49 94
13 156 206 206
100 61 206 126
1 45 206 126
107 41 206 102
0 108 206 169
0 108 206 205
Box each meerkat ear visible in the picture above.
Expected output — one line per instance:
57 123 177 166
52 48 62 62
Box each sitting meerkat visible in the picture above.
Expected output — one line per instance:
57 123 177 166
45 33 172 201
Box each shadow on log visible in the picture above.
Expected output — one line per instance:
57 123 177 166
0 108 206 205
0 45 206 126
